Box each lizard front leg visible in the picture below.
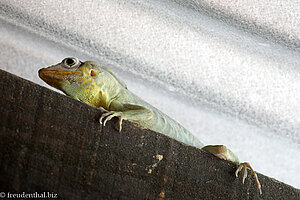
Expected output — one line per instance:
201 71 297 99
202 145 262 194
99 104 153 132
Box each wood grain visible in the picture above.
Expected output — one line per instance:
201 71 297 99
0 69 299 199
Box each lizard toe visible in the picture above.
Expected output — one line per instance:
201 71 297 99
100 111 115 125
235 162 262 194
100 112 111 124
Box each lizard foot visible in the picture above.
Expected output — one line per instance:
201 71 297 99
99 111 124 132
236 162 262 194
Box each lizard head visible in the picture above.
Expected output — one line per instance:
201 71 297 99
39 57 124 108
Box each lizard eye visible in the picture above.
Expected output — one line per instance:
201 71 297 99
63 57 79 68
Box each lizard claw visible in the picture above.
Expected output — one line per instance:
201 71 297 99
235 162 262 194
118 116 123 132
99 111 124 132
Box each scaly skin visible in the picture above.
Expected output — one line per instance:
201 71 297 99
39 57 262 194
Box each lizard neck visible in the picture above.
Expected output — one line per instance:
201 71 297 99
92 73 123 110
91 89 115 110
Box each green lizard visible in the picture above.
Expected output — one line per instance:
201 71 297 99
39 57 262 194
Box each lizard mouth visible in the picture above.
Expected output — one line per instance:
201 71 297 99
38 68 83 88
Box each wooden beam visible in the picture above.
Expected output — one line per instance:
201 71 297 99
0 69 299 199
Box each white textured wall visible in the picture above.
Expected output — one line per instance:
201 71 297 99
172 0 300 48
0 0 299 189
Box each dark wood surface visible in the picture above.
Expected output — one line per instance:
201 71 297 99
0 69 299 199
